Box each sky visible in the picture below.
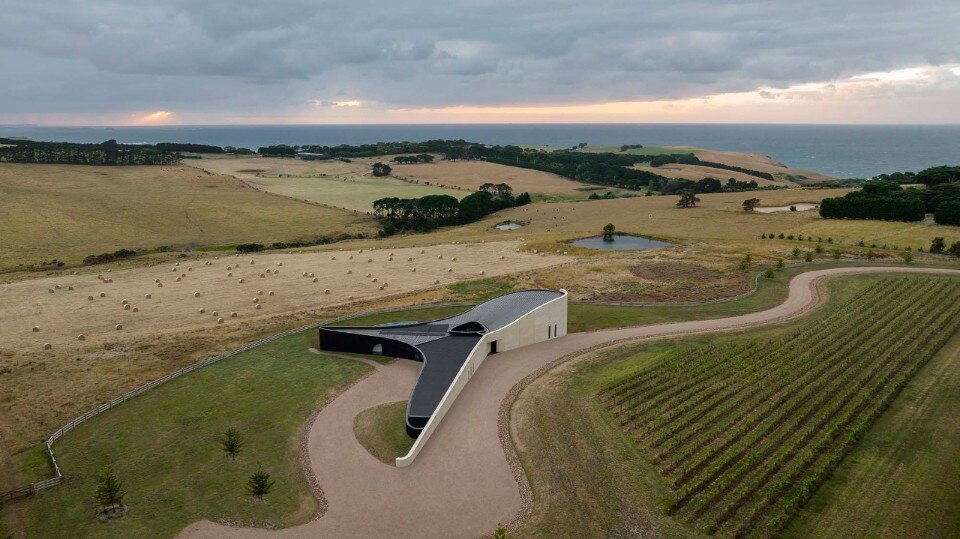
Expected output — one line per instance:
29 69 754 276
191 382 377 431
2 0 959 125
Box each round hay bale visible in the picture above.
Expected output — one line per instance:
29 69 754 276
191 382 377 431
217 317 224 324
171 268 177 272
437 255 443 259
365 273 372 278
115 324 122 330
43 343 52 350
379 284 385 290
215 256 220 260
331 256 337 260
268 291 274 296
480 270 485 275
500 255 505 260
347 269 353 275
88 295 95 301
309 272 315 278
367 258 373 263
212 310 219 316
55 284 62 290
68 286 74 291
259 273 265 278
199 308 206 314
359 249 364 253
32 326 40 332
312 277 318 283
255 304 262 310
434 279 440 284
451 257 457 261
253 298 259 303
533 249 539 254
302 272 308 277
123 304 131 310
176 277 182 282
324 289 330 294
277 262 282 266
348 295 354 300
73 271 78 275
194 292 200 297
299 250 303 254
407 257 413 262
155 279 161 283
372 277 378 282
250 260 255 265
181 273 186 278
274 270 280 275
447 268 453 272
228 272 233 277
175 262 180 266
257 290 263 295
48 288 55 294
411 268 416 272
239 278 245 283
231 312 237 318
188 267 193 271
420 249 425 254
145 293 152 299
77 334 85 341
132 307 139 313
121 299 129 305
100 292 107 297
349 255 354 260
515 249 520 253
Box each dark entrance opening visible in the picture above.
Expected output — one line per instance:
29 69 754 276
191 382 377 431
489 340 498 354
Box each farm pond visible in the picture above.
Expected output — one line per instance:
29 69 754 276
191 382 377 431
571 234 672 250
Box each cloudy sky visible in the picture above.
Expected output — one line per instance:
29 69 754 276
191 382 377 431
3 0 959 125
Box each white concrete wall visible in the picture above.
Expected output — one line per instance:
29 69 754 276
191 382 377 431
396 290 568 467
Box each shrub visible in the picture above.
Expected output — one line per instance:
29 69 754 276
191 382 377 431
236 243 264 253
832 248 842 259
791 247 801 258
776 258 785 269
765 268 775 279
804 252 813 262
902 251 914 264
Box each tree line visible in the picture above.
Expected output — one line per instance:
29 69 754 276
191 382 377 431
373 183 530 234
645 153 775 181
0 139 179 166
820 167 960 223
392 154 435 164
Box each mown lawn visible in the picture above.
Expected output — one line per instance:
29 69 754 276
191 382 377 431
14 330 371 538
352 401 414 465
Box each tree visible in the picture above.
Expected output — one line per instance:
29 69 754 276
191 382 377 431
931 237 947 254
934 200 960 226
742 198 761 211
949 241 960 257
246 466 275 501
765 268 775 279
493 523 509 539
372 162 392 177
676 191 700 208
515 192 532 206
220 428 244 460
603 223 616 240
832 248 842 259
694 177 722 193
776 258 785 269
95 465 125 511
902 251 914 264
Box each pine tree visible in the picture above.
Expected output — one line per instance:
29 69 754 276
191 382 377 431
220 428 244 460
246 466 275 501
95 465 125 511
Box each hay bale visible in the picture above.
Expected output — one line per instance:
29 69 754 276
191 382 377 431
434 279 440 284
379 284 385 290
257 290 263 295
181 273 186 278
500 255 505 260
451 257 457 261
231 312 237 318
420 249 425 254
331 256 337 260
155 279 161 283
88 295 95 301
121 299 129 305
32 326 40 332
48 288 54 294
188 267 193 271
480 271 485 275
115 324 122 330
176 277 182 282
77 334 85 341
123 304 131 310
145 293 152 299
349 255 354 260
407 257 413 262
68 286 74 291
437 255 443 259
411 268 416 272
73 271 78 275
132 307 139 313
212 310 219 316
312 277 318 283
259 273 265 278
253 298 259 303
43 343 52 350
372 277 378 282
365 273 372 278
256 304 262 310
227 272 233 277
175 262 180 266
100 292 107 297
447 268 453 272
324 289 330 294
250 260 255 265
347 269 353 275
217 317 224 324
277 262 283 266
199 308 206 314
309 272 315 278
268 291 274 296
55 284 62 289
303 272 308 277
239 278 245 283
367 258 373 263
348 295 354 300
194 292 200 297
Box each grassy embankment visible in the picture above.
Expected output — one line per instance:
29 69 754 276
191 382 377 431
510 275 960 537
352 401 415 464
0 163 376 270
10 331 370 538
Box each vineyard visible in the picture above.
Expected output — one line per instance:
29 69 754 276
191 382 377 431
597 276 960 537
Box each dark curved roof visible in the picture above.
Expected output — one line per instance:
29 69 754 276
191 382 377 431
319 290 564 436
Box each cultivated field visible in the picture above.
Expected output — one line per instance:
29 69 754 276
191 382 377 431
635 162 791 187
390 159 586 195
191 155 469 212
0 163 376 269
597 276 960 536
0 242 565 453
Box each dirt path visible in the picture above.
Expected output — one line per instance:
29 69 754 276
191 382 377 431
178 267 960 539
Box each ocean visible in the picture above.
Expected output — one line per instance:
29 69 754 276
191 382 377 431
2 124 958 179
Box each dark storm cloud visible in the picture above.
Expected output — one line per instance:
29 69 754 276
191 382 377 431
1 0 958 117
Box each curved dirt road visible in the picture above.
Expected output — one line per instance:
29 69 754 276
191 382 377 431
179 267 960 539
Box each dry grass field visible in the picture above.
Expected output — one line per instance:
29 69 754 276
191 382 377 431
634 162 790 187
191 155 470 212
0 163 376 269
690 148 836 184
0 241 564 454
390 159 586 195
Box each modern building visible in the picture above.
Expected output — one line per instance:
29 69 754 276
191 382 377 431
318 289 567 465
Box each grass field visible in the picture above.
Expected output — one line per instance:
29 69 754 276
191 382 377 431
511 274 960 537
391 159 588 196
0 163 376 269
352 401 414 464
10 330 371 538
